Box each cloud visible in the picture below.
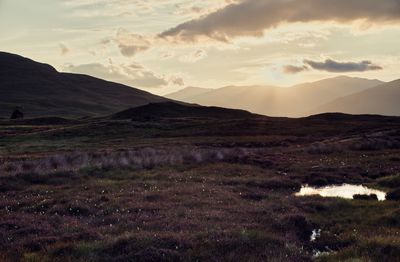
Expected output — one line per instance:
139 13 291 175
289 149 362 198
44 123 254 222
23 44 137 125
63 0 229 19
169 75 185 86
160 0 400 42
283 65 309 74
266 29 331 48
160 51 175 60
115 29 151 57
173 1 234 18
64 62 184 88
62 0 151 17
304 59 383 73
283 58 383 74
174 4 205 17
179 49 207 63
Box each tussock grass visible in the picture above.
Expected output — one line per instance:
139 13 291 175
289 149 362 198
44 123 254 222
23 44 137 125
1 147 261 177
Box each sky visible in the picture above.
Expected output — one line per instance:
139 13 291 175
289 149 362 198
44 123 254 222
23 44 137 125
1 0 400 95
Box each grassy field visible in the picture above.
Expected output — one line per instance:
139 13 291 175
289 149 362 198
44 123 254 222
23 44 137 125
1 114 400 261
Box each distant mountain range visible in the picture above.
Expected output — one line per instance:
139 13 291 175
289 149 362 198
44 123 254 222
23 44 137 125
0 52 168 118
167 87 213 101
311 80 400 116
1 51 399 119
166 77 399 117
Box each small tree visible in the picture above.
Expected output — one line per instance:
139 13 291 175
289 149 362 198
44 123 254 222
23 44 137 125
10 107 24 120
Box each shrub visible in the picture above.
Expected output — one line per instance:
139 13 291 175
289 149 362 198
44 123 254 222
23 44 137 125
16 171 76 185
351 138 400 151
307 142 342 155
281 214 313 242
377 174 400 189
353 194 378 201
10 108 24 120
17 172 48 184
1 147 257 176
245 178 301 191
381 209 400 226
309 177 329 187
0 177 25 192
386 189 400 201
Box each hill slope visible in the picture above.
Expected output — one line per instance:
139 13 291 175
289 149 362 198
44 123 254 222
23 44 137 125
166 76 383 117
313 79 400 116
0 52 168 118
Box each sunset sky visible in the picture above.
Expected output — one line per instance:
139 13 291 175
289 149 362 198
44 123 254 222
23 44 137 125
1 0 400 94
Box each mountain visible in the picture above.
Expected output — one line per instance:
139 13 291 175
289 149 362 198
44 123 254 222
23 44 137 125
312 79 400 116
165 76 384 117
112 102 256 120
0 52 168 118
165 87 212 101
285 76 383 110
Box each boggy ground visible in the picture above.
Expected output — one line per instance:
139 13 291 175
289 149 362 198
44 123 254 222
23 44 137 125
1 114 400 261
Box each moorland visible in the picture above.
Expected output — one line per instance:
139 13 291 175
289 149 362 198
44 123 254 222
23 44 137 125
1 104 400 262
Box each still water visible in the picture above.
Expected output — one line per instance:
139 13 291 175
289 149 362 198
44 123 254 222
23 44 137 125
296 184 386 201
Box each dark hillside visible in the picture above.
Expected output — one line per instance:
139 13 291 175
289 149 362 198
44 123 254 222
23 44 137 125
112 102 257 120
0 52 168 118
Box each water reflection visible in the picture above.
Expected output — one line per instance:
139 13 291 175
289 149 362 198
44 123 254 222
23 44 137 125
310 229 321 242
296 184 386 201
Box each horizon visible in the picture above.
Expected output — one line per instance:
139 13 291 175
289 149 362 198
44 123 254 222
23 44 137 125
1 0 400 95
1 49 389 92
168 75 387 92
